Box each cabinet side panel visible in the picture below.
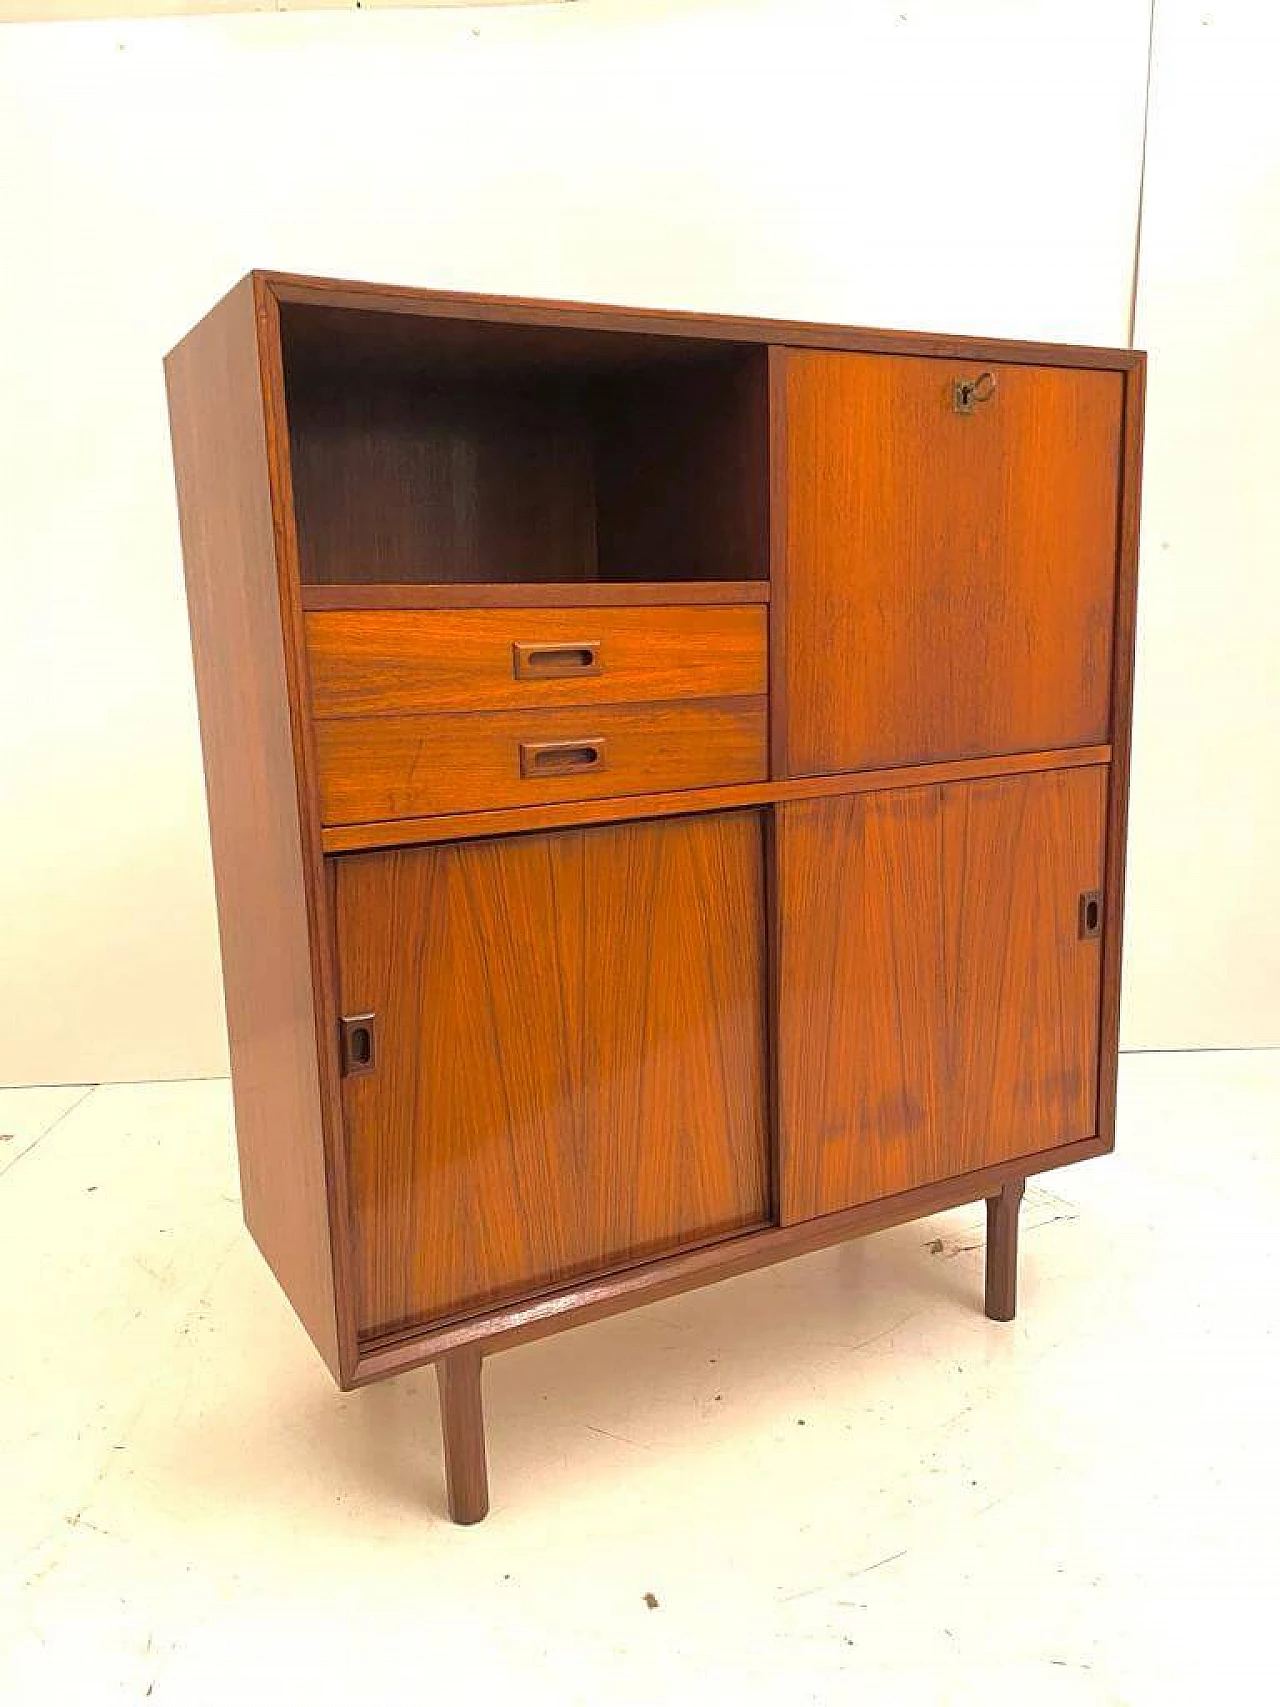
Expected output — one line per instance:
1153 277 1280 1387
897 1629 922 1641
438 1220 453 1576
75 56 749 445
1097 360 1146 1147
165 278 339 1376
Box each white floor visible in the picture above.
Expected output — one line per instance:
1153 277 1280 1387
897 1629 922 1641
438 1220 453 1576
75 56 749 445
1 1052 1277 1706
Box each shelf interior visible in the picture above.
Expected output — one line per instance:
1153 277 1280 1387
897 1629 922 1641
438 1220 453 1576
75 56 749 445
279 302 770 589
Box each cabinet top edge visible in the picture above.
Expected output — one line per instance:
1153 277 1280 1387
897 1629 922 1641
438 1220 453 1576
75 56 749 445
208 268 1144 372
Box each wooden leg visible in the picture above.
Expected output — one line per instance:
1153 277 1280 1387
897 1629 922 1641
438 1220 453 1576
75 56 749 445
984 1178 1026 1322
436 1348 489 1525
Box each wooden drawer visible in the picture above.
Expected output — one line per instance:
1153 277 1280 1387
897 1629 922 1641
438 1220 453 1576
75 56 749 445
305 604 767 718
314 697 768 825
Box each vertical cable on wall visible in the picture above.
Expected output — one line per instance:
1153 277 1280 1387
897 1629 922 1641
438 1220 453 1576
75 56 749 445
1128 0 1159 348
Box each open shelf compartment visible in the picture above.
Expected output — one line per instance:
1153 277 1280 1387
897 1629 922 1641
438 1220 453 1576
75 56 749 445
279 302 770 590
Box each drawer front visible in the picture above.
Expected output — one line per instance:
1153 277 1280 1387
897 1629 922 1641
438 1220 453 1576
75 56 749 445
306 604 767 717
314 697 768 825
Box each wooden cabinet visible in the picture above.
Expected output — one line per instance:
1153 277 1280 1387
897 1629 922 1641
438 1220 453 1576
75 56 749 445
167 273 1143 1524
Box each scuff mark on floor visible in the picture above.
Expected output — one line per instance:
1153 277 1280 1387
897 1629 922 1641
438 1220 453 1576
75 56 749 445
849 1546 909 1579
0 1085 96 1180
582 1423 650 1451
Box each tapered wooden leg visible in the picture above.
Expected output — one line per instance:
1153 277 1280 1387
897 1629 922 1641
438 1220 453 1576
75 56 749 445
436 1348 489 1525
984 1178 1026 1322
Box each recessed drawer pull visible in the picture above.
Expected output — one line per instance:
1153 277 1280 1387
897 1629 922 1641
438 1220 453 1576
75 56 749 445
512 640 602 680
1078 889 1103 939
519 738 608 778
339 1012 377 1077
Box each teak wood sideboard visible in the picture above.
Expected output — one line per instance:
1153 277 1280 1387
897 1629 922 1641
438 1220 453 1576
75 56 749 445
166 273 1144 1524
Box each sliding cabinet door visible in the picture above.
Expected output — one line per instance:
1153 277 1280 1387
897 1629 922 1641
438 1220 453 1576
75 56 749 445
337 811 770 1336
778 767 1107 1222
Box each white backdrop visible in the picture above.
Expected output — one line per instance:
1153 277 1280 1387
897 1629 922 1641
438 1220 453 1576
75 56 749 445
0 0 1165 1083
1125 0 1280 1048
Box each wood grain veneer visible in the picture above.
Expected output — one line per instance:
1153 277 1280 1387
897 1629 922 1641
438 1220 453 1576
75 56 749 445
301 580 771 610
318 744 1112 853
593 353 769 581
353 1133 1109 1384
269 270 1143 372
944 767 1106 1174
305 604 766 717
1096 360 1147 1151
335 811 770 1336
165 278 341 1376
777 766 1107 1221
314 696 767 825
775 350 1123 776
287 370 598 587
284 324 769 591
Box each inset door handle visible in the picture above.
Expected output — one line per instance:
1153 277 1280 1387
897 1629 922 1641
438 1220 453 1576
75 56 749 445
1078 890 1103 940
512 641 602 680
340 1013 377 1077
519 738 607 778
953 371 997 414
